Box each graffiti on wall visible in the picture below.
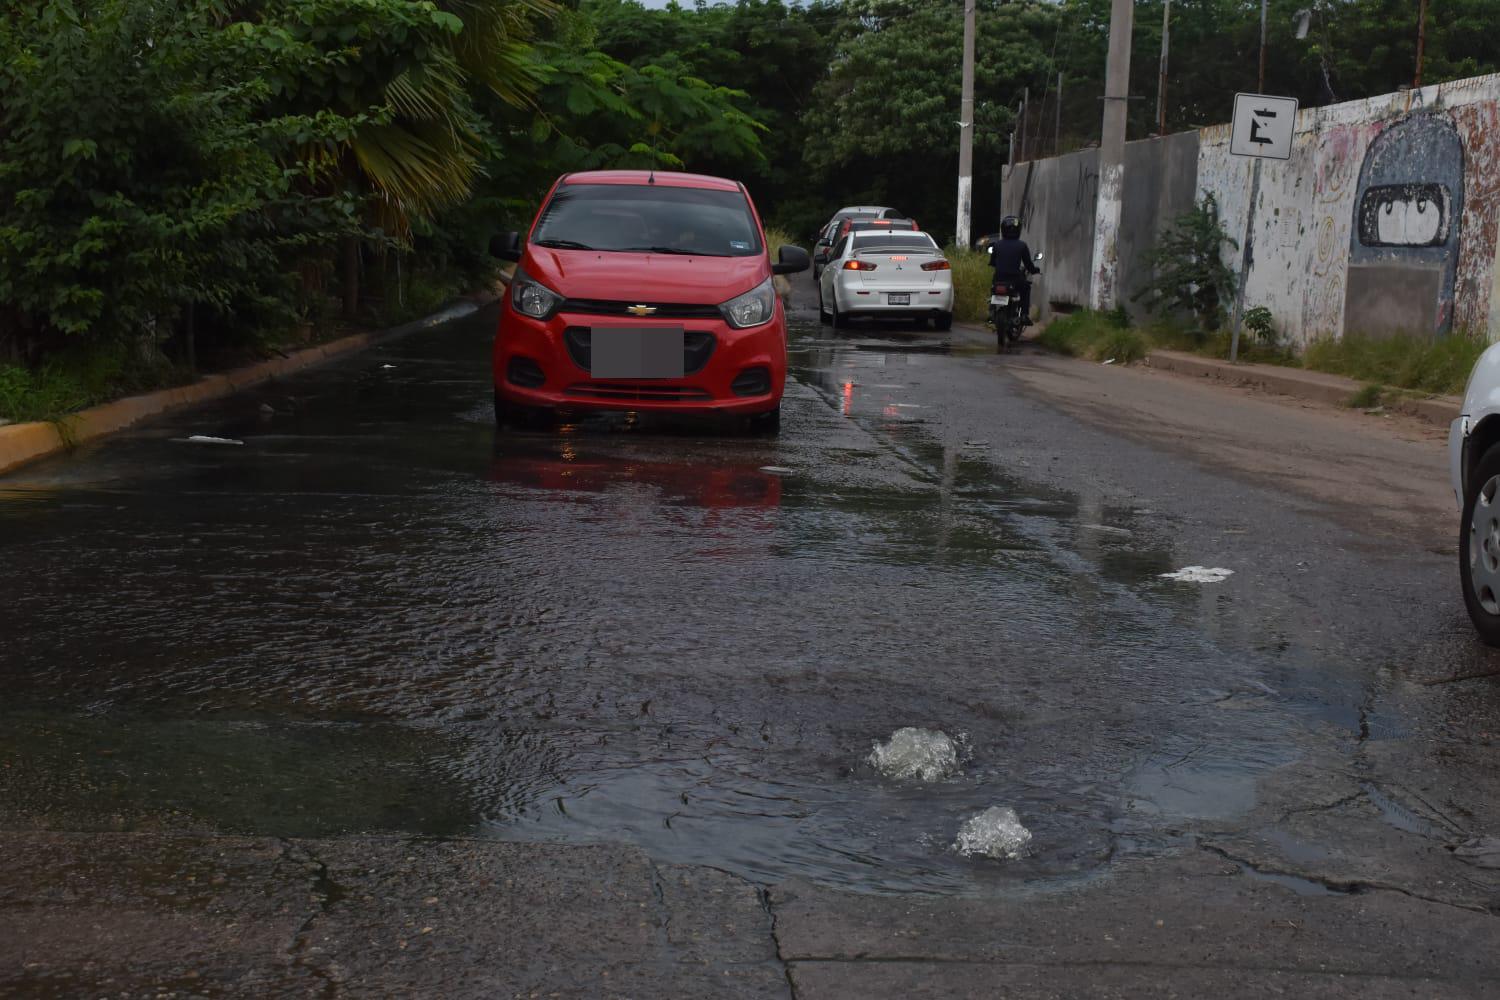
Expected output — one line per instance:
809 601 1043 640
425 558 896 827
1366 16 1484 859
1346 114 1466 333
1450 101 1500 334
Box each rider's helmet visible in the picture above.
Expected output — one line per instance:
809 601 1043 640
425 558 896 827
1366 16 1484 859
1000 215 1021 240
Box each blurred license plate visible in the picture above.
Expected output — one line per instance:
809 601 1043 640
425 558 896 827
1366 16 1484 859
989 295 1010 306
590 327 685 378
887 293 911 305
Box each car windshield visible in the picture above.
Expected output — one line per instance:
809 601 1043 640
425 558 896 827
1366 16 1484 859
531 183 763 257
853 234 940 253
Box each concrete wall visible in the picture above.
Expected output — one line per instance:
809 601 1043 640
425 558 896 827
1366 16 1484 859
1001 133 1197 322
1003 72 1500 344
1199 73 1500 344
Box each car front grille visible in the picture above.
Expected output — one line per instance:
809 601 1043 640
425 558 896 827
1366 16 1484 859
564 383 714 402
563 327 716 375
561 299 722 320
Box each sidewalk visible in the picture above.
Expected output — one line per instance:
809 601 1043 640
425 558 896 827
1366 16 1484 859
0 286 505 478
950 319 1461 427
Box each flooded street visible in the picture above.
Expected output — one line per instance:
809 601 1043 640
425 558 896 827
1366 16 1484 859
4 294 1500 995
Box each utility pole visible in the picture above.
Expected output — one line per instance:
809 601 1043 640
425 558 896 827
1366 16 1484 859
1157 0 1170 135
1055 72 1063 155
1415 0 1429 88
1020 87 1030 162
1258 0 1268 91
1089 0 1134 310
955 0 977 250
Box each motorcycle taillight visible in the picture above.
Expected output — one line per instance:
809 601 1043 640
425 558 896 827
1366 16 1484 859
993 283 1011 294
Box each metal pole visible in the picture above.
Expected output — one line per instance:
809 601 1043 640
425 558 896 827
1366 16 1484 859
1020 86 1029 162
1229 158 1263 363
1157 0 1170 135
1089 0 1134 310
1258 0 1267 92
955 0 977 250
1055 72 1063 155
1415 0 1428 88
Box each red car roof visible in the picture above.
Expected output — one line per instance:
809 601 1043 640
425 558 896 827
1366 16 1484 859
560 170 742 191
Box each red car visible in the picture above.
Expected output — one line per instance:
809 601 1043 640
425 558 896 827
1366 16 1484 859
489 170 809 433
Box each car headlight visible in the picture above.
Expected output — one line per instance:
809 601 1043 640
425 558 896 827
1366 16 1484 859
719 277 776 329
511 269 563 320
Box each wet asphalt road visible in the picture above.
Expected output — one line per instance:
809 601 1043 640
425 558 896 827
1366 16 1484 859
3 290 1500 994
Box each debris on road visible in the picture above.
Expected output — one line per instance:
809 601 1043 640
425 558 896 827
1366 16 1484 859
1160 566 1234 583
174 435 244 446
1452 836 1500 869
759 466 794 475
1102 358 1116 365
867 727 959 782
1080 523 1132 536
954 806 1033 860
258 403 275 416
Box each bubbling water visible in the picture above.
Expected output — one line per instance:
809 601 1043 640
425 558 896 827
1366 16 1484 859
867 727 960 782
954 806 1033 860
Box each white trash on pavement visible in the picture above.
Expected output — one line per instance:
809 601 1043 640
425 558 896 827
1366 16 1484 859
1160 566 1234 583
176 435 244 446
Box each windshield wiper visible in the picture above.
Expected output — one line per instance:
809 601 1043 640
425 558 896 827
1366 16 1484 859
532 238 594 250
620 246 727 256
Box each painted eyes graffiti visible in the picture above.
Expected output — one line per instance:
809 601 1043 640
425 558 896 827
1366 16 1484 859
1356 183 1450 247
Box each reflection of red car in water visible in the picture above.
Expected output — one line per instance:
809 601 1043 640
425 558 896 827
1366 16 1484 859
489 448 782 510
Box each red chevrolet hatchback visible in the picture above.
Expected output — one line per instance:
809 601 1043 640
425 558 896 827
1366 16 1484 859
489 170 809 433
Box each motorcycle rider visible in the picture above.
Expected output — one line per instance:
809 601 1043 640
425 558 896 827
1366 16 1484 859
988 215 1040 328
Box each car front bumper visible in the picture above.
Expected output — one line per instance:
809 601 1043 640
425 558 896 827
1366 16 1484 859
492 301 785 415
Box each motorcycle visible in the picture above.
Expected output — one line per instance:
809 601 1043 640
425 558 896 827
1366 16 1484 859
987 251 1043 352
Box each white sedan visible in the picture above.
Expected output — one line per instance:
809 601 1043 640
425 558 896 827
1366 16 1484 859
1453 343 1500 643
818 230 954 331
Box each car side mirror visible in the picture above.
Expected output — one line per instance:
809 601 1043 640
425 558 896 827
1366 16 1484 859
1034 251 1044 262
489 231 522 262
772 245 810 275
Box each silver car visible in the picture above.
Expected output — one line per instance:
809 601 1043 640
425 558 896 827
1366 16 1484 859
818 230 954 331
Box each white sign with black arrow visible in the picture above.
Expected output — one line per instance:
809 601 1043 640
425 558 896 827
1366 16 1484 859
1230 93 1298 160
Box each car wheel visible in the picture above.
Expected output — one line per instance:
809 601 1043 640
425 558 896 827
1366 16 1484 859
1461 444 1500 645
932 311 953 332
493 388 509 426
748 405 781 436
494 389 553 430
831 290 849 330
818 286 832 325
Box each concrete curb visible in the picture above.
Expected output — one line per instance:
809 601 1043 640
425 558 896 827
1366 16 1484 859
1144 349 1461 426
0 291 501 478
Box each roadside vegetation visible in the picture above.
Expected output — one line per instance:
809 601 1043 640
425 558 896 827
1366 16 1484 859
946 248 993 325
5 0 1498 424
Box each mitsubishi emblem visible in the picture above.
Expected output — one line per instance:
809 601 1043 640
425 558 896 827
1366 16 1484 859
627 304 657 316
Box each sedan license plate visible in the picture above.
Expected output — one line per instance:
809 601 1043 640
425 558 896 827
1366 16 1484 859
590 327 685 378
887 293 911 306
989 295 1010 306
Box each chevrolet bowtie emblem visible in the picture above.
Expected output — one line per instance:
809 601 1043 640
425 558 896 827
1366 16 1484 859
627 304 657 316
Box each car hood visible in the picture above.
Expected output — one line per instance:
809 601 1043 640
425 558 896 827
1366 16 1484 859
524 248 766 305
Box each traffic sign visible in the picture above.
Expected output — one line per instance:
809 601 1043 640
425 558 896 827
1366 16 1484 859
1230 93 1298 160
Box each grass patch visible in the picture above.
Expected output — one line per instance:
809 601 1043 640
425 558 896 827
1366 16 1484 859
1036 309 1144 361
1303 332 1484 396
945 247 992 324
0 343 187 425
1346 383 1385 408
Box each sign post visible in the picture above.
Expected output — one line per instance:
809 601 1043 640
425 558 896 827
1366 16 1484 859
1227 92 1297 362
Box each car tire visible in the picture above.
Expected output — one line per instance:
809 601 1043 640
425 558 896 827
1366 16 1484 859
932 311 953 332
493 388 510 427
1461 443 1500 645
831 290 850 330
818 286 832 325
748 405 781 436
494 389 553 430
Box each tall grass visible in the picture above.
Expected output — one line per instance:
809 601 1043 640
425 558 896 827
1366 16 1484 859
945 247 991 323
1037 310 1148 363
1303 332 1485 396
0 344 184 425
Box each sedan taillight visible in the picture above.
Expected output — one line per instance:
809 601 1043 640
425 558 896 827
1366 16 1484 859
843 260 877 271
921 260 951 271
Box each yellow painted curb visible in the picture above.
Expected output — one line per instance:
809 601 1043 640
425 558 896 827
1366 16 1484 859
0 293 498 478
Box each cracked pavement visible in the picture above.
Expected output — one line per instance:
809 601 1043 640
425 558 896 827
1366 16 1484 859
3 292 1500 997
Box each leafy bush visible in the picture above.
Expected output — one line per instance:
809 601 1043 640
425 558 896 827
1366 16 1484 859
1134 194 1238 331
1243 305 1276 344
1346 383 1385 409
